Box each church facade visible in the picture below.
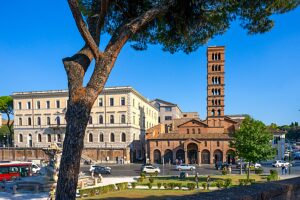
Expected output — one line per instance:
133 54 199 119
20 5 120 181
146 46 243 165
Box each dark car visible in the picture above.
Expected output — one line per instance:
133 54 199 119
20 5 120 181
215 161 229 170
94 166 111 175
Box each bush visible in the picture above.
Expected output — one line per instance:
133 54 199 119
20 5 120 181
116 182 128 190
222 168 228 175
268 170 279 181
167 182 175 190
147 183 152 189
149 177 154 184
163 183 168 189
202 182 207 190
255 167 263 174
187 183 196 190
79 184 117 197
140 172 146 179
137 178 144 183
215 180 224 188
176 182 183 190
238 179 255 185
224 178 232 188
157 182 162 189
131 182 136 189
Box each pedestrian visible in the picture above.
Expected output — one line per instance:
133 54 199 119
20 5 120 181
206 176 211 190
285 165 288 174
281 165 285 175
228 165 232 174
195 172 199 189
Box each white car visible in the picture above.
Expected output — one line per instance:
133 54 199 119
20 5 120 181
31 163 41 174
176 164 196 171
272 160 290 168
142 166 160 174
251 163 262 169
90 165 111 172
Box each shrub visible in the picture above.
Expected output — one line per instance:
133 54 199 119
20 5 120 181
137 178 144 183
222 168 228 175
224 178 232 188
149 177 154 184
239 179 255 185
131 182 136 189
140 172 146 179
176 182 183 190
187 183 196 190
116 182 128 190
163 183 168 189
215 180 224 188
268 169 279 181
157 182 162 189
255 167 263 174
147 183 152 189
202 182 207 190
167 182 175 190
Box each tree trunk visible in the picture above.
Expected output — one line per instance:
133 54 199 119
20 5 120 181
55 100 92 200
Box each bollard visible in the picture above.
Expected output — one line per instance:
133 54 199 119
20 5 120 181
94 178 98 186
12 185 17 194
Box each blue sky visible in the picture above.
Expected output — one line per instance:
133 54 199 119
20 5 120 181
0 1 299 125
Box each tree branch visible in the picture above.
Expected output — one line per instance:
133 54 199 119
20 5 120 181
86 0 175 96
68 0 103 59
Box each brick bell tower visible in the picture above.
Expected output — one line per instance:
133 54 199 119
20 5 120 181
207 46 225 128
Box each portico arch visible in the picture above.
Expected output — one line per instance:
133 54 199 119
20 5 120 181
201 149 210 164
164 149 173 164
176 149 185 163
213 149 223 163
153 149 161 164
187 143 198 164
226 149 236 164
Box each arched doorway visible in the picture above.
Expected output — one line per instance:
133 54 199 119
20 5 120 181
28 134 33 147
226 150 236 164
213 149 223 163
176 149 185 163
164 149 173 164
201 150 210 164
153 149 161 164
187 143 198 164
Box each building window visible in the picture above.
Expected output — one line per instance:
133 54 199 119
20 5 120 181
109 98 114 106
187 129 189 134
211 109 215 116
99 98 103 107
218 109 221 116
165 116 172 121
28 117 32 126
57 134 61 142
89 116 93 124
217 141 220 147
37 117 41 126
47 134 51 142
88 133 93 142
121 114 126 124
38 134 42 143
198 128 201 134
56 116 61 125
121 97 126 106
110 115 114 124
47 117 51 125
46 101 50 109
110 133 115 142
99 115 103 124
156 141 158 146
192 129 195 134
165 107 172 112
121 132 126 142
19 118 22 126
18 102 22 109
56 100 60 108
133 99 135 107
205 141 207 147
168 141 170 146
36 101 41 109
19 134 23 142
99 133 104 142
27 102 31 109
133 116 136 124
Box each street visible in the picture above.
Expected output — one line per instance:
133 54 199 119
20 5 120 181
80 162 300 177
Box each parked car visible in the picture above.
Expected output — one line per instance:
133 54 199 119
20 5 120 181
140 163 154 171
31 163 41 174
250 163 262 169
142 166 160 174
272 160 290 167
90 165 111 172
93 166 111 175
176 164 196 171
215 161 229 170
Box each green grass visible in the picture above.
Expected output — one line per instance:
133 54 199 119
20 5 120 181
137 174 267 187
79 189 199 200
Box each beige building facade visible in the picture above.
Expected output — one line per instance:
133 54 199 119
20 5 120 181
12 86 158 163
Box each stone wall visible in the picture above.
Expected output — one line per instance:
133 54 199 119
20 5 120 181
175 177 300 200
0 147 130 163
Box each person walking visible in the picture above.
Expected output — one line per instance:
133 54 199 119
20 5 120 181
281 165 285 175
206 176 211 190
195 172 199 189
284 165 288 175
